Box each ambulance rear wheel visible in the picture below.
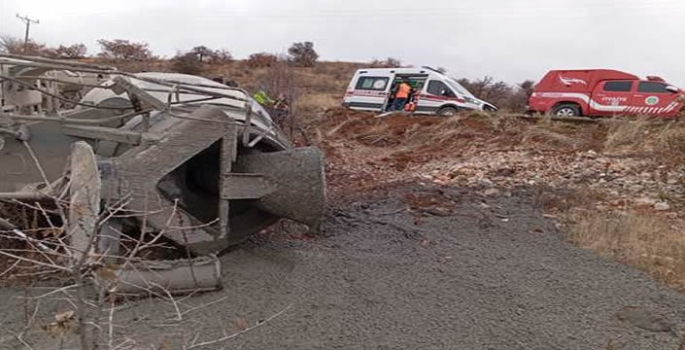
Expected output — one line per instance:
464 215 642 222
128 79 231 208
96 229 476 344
437 106 459 117
552 104 580 117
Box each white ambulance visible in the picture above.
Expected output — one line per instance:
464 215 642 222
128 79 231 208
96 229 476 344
342 66 497 116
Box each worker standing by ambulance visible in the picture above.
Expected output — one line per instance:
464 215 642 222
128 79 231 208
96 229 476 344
392 79 412 111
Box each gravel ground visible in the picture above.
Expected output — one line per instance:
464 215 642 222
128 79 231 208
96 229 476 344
2 183 685 349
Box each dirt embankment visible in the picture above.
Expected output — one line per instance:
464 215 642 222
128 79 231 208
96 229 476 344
308 109 685 292
310 109 683 200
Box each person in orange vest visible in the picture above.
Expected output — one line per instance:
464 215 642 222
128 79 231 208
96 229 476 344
391 79 412 111
404 83 419 112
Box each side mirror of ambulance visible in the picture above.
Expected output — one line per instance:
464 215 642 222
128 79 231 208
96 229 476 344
666 85 679 93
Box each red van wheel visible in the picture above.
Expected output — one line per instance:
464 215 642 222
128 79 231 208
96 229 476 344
552 104 580 117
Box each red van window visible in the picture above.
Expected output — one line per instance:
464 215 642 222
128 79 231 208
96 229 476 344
638 82 669 93
604 81 632 92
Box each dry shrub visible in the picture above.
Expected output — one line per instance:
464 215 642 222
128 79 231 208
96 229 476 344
100 57 170 73
0 202 66 285
370 57 403 68
415 112 529 147
604 117 652 151
417 114 489 144
354 123 400 146
97 39 153 62
534 187 607 213
654 121 685 155
288 41 319 68
317 108 609 164
604 117 685 162
570 211 685 291
522 125 578 149
247 53 278 68
296 70 346 94
170 52 203 75
313 62 363 81
297 93 340 114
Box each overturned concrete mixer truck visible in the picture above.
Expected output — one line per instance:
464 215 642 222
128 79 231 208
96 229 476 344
0 54 325 262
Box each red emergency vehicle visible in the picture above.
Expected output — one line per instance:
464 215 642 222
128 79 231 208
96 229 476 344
528 69 685 117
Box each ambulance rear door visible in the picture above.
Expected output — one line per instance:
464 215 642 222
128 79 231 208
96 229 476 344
344 72 392 112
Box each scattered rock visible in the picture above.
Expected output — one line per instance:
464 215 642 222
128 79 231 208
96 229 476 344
412 148 684 214
654 202 671 211
616 306 676 335
478 178 494 188
484 188 500 197
421 207 452 217
628 185 645 193
634 198 657 207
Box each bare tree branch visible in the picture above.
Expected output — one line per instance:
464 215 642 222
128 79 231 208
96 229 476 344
186 304 293 349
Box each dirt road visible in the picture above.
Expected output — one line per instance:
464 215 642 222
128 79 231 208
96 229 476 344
2 182 684 349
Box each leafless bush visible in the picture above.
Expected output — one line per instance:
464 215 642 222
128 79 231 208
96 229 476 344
207 49 233 64
0 183 290 349
457 77 536 112
458 76 512 107
0 35 24 53
55 44 88 58
97 39 153 62
0 190 293 349
187 46 233 64
510 80 535 111
0 35 87 58
0 35 56 57
370 57 403 68
253 58 306 139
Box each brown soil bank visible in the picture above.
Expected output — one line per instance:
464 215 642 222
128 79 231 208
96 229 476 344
2 183 684 349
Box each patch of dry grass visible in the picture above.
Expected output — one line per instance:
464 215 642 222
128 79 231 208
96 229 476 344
297 93 341 115
522 125 579 149
570 211 685 292
603 117 685 160
604 117 653 151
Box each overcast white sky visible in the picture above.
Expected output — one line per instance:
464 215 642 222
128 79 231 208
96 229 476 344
2 0 685 85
